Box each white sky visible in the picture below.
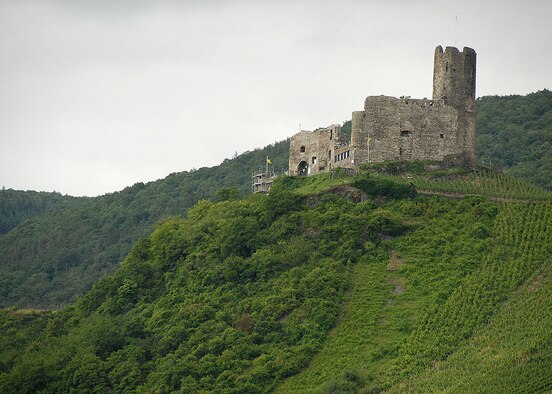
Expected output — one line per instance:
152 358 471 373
1 0 551 196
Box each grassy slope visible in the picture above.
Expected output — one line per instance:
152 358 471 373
277 251 389 393
278 171 552 393
391 257 552 392
277 196 497 393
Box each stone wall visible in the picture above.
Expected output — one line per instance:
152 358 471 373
351 96 471 164
288 124 342 176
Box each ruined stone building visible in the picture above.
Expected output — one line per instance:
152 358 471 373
288 46 477 176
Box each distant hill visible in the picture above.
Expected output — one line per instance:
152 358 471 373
1 90 552 309
0 189 81 234
1 167 550 392
0 141 289 308
477 89 552 189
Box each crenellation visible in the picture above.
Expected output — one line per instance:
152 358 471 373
288 45 477 177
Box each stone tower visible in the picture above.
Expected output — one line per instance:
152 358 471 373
433 46 476 111
433 46 477 164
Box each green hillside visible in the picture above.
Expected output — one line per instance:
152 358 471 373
1 167 551 392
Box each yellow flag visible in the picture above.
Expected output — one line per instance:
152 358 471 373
267 157 272 165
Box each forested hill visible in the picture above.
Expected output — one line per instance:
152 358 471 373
477 89 552 189
1 169 551 392
0 141 289 308
0 189 82 235
1 89 552 309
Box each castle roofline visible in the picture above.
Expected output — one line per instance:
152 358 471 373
290 124 341 139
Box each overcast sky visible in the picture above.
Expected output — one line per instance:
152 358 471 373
1 0 551 196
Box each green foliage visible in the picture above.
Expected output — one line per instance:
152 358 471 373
340 120 352 140
477 89 552 189
358 160 441 176
277 197 499 392
279 190 552 392
0 189 80 234
0 309 50 374
216 187 241 202
0 140 289 308
0 174 412 393
351 176 417 199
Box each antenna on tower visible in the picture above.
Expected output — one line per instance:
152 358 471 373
455 13 458 46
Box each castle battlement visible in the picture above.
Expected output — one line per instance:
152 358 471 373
289 45 477 176
364 96 448 110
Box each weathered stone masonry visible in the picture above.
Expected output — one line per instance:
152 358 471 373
289 46 477 176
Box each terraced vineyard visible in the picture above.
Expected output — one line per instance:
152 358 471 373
412 170 552 201
277 167 552 392
367 164 552 202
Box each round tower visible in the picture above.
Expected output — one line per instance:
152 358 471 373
433 45 477 166
432 46 476 112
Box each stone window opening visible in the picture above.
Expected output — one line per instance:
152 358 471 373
400 130 411 137
300 146 305 153
440 133 444 139
328 150 332 159
330 130 333 140
312 156 317 164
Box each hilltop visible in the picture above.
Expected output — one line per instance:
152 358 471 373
0 189 82 235
1 166 551 392
1 90 552 309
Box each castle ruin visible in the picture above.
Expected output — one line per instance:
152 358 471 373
288 46 477 176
